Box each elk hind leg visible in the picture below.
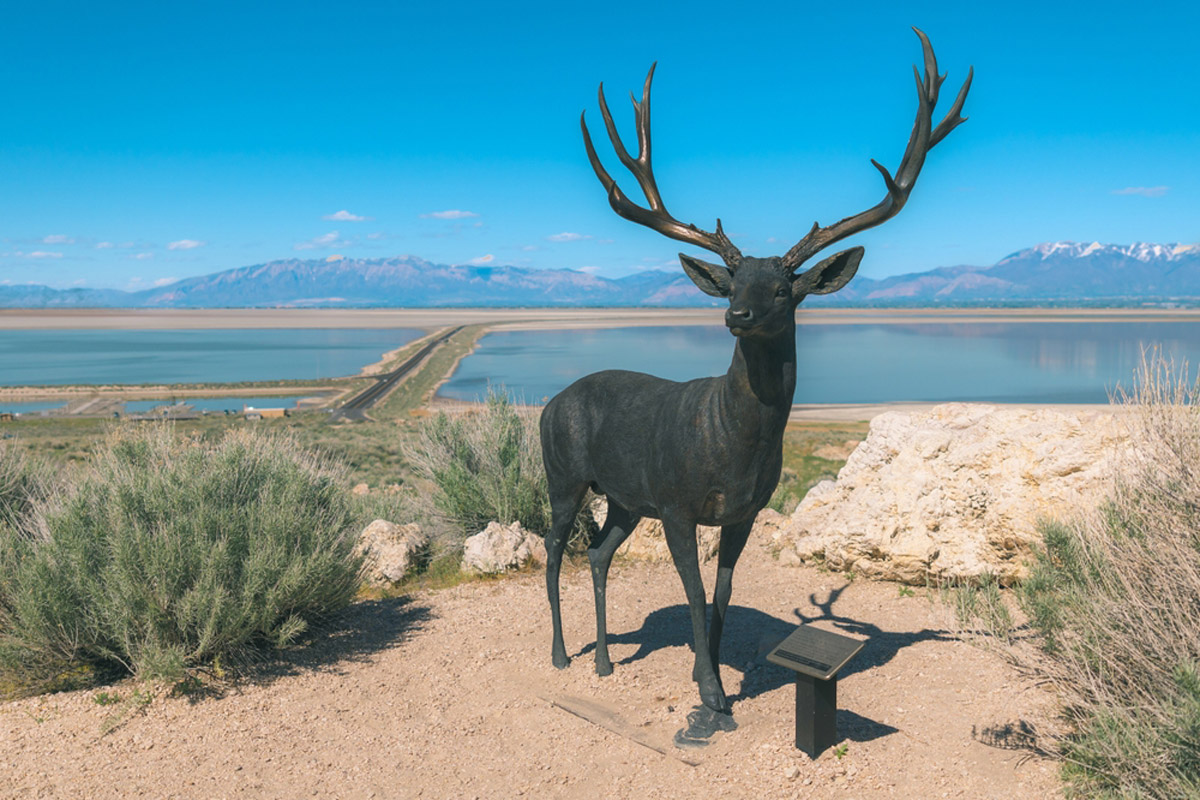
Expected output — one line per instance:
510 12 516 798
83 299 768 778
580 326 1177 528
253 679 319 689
545 482 587 669
587 501 639 676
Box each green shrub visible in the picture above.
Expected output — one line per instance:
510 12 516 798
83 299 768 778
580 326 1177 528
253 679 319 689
404 390 595 556
0 426 362 684
1019 355 1200 798
406 391 553 536
0 443 51 533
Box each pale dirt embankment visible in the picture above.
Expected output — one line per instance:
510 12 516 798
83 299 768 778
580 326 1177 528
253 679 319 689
0 547 1061 799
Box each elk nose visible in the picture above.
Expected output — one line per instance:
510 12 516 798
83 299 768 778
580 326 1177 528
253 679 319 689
726 307 754 325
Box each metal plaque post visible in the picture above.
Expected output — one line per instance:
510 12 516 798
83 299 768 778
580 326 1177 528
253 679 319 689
766 625 865 758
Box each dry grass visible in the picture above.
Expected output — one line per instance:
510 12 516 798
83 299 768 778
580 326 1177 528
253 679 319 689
1016 353 1200 798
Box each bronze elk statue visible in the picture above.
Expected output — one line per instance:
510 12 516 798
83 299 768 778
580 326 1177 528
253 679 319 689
541 28 972 717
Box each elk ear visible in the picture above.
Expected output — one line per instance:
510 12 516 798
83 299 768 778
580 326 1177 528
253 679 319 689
792 246 864 299
679 253 732 298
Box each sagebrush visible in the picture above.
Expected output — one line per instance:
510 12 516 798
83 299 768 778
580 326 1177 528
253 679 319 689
1020 355 1200 798
0 426 363 685
0 443 51 534
406 391 559 537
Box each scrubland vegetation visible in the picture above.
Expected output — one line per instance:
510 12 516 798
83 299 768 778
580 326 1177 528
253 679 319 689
0 428 362 693
1007 357 1200 799
941 356 1200 798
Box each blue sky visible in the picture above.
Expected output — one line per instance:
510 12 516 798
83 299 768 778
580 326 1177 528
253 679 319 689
1 1 1197 290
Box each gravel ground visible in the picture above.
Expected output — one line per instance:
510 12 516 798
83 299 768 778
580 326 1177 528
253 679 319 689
0 542 1061 799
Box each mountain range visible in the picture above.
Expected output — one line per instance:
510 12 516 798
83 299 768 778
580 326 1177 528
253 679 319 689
3 242 1199 309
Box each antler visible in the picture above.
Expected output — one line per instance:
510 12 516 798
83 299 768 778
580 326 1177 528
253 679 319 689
582 64 743 268
780 28 973 273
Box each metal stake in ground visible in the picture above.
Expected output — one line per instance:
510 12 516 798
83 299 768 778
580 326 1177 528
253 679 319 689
767 625 865 758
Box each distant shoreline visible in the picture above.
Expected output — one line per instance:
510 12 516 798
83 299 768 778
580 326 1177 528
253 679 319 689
0 308 1168 421
3 306 1200 331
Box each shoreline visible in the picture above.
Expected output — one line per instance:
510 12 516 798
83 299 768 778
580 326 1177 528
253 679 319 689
4 306 1200 331
0 308 1167 421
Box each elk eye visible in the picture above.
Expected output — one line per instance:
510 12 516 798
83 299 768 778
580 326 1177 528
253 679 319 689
775 287 789 299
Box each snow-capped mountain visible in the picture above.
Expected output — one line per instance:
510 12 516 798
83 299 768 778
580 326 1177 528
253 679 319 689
808 241 1200 306
2 242 1198 308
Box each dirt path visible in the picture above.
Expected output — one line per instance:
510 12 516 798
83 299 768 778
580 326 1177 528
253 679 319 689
0 544 1061 799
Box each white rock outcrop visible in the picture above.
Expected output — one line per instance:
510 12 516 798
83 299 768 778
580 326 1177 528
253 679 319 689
355 519 429 586
590 498 788 563
776 403 1129 584
461 521 547 574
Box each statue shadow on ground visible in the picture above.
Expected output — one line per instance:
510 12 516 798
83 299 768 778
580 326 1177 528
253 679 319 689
573 582 957 744
235 596 433 692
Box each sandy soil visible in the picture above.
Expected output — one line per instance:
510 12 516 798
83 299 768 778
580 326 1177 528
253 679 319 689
0 544 1061 799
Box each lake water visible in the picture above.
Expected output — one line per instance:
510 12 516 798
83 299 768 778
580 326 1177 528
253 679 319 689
438 322 1200 405
0 328 422 386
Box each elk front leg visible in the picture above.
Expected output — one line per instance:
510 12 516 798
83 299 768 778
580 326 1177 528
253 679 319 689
707 519 753 678
662 513 727 713
587 502 640 676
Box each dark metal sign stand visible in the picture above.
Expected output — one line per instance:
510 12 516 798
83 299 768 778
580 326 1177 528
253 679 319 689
767 625 865 758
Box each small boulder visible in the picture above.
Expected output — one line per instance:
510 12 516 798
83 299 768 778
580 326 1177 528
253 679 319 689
591 498 784 563
462 521 546 574
616 517 721 563
355 519 428 586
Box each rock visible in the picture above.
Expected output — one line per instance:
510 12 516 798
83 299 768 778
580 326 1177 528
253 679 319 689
355 520 428 586
351 482 370 496
617 517 722 562
461 521 546 574
589 498 785 563
777 403 1128 584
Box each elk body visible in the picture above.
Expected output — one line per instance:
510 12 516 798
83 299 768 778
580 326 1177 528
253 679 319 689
541 29 972 716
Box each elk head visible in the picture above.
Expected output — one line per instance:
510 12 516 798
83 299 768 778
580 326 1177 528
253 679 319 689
581 28 972 337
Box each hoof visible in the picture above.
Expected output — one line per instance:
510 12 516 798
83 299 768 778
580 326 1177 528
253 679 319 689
696 672 727 714
552 653 570 670
595 660 613 677
698 682 729 714
701 693 729 715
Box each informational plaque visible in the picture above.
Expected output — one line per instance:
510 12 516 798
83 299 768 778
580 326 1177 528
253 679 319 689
767 625 865 757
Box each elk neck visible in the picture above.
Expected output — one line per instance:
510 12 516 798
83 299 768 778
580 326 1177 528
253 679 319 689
720 315 797 428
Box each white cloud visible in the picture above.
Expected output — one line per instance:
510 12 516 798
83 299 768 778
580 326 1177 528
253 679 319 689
521 245 540 252
167 239 205 250
421 209 479 219
577 265 603 274
323 210 373 222
152 277 177 287
467 254 494 265
1112 186 1169 198
546 232 592 242
133 252 154 260
95 241 115 249
367 232 384 240
294 231 344 251
27 251 63 259
42 234 74 244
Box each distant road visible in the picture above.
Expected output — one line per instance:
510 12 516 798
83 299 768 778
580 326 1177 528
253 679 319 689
333 326 463 420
